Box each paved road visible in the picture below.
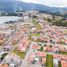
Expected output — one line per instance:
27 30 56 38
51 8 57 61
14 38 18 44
21 42 42 67
1 22 22 64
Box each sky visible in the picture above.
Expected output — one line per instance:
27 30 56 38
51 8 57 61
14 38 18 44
20 0 67 7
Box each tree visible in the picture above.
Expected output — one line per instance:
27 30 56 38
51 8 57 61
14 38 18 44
58 61 61 67
47 18 52 22
39 46 43 51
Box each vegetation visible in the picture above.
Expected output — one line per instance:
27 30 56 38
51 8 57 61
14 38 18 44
32 19 42 30
58 61 61 67
60 41 65 45
52 20 67 27
39 46 43 51
59 51 67 55
46 54 53 67
31 33 41 36
0 53 8 61
46 15 67 27
13 50 26 59
2 53 8 59
7 13 17 16
47 18 52 22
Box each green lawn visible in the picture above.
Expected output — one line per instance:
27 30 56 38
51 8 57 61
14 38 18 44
59 51 67 55
46 54 53 67
63 30 67 33
13 50 26 59
32 20 42 30
31 33 41 36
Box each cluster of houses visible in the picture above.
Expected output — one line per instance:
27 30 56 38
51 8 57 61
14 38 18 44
1 53 22 67
28 50 67 67
0 24 17 45
28 20 67 67
17 36 30 52
0 33 6 45
0 64 8 67
0 11 67 67
0 22 32 66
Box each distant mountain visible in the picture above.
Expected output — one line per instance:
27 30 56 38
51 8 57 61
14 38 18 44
0 0 67 14
0 0 19 13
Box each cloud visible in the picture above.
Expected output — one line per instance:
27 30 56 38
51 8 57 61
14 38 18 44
21 0 38 3
21 0 67 7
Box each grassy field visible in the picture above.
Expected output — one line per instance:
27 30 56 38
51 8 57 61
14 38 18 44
31 33 41 36
46 54 53 67
59 51 67 55
32 20 42 30
13 50 26 59
34 23 42 30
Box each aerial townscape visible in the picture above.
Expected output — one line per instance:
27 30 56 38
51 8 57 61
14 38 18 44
0 10 67 67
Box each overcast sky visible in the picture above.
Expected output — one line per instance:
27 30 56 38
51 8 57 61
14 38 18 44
20 0 67 7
